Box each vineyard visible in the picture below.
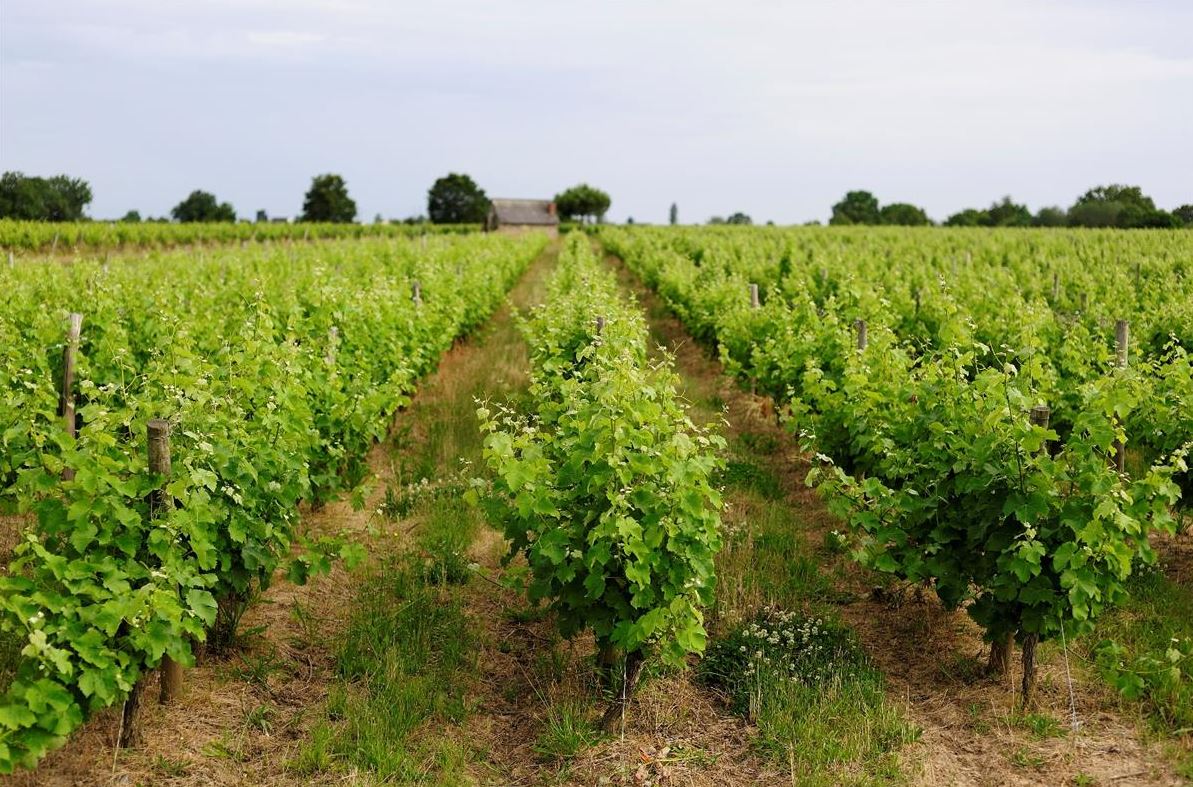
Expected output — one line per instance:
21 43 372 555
0 233 544 771
0 218 476 254
1 227 1191 784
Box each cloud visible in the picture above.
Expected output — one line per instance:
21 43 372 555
1 0 1190 223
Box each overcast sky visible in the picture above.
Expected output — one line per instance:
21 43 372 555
2 0 1191 224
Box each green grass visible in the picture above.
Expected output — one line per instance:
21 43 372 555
1088 565 1193 772
532 700 604 761
289 558 477 782
699 610 919 785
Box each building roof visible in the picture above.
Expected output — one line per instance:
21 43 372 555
489 199 559 226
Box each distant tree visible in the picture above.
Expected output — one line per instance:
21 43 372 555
725 212 752 225
879 202 931 226
0 172 92 221
1032 206 1068 227
669 202 678 226
120 210 142 223
1066 184 1178 228
427 173 488 224
626 216 635 225
1174 205 1193 227
301 174 356 223
707 216 726 225
374 213 385 224
554 184 612 224
830 191 881 225
944 208 987 227
983 196 1032 227
171 190 236 223
255 209 268 223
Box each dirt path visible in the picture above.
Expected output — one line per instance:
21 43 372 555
607 253 1185 787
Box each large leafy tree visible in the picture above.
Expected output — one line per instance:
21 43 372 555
554 183 611 224
427 173 488 224
983 196 1032 227
171 190 236 223
944 208 986 227
0 172 92 221
829 191 880 225
1174 205 1193 227
879 202 931 226
301 174 356 223
1032 206 1068 227
1068 184 1176 228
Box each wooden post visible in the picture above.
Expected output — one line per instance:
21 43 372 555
749 283 760 309
60 314 83 480
1113 319 1129 473
1115 319 1129 368
51 232 60 253
1080 292 1088 311
146 420 183 705
1030 405 1051 433
302 227 310 242
854 319 868 351
1051 272 1059 302
411 280 422 306
326 326 338 365
7 250 12 268
595 315 606 335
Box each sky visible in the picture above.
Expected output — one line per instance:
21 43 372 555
2 0 1191 224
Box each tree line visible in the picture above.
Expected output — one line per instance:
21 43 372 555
828 185 1192 228
0 170 614 226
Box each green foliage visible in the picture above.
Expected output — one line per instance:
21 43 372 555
171 190 236 223
0 232 543 772
1032 206 1068 227
119 210 142 223
669 202 678 226
725 212 753 225
553 184 611 224
0 172 92 222
699 609 917 780
879 202 931 226
1069 184 1178 229
699 610 868 716
427 173 489 224
0 219 476 252
300 174 356 223
1175 205 1193 227
829 191 880 226
478 234 723 669
600 223 1191 685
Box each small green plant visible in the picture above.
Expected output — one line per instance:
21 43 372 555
1010 747 1046 770
245 703 275 734
532 700 603 760
151 754 191 777
699 608 917 779
1014 711 1064 739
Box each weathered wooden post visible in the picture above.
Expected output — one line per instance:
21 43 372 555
1113 320 1129 473
51 232 60 253
326 326 339 365
1051 272 1060 302
60 313 83 480
1020 404 1051 705
1115 319 1129 369
595 315 606 335
7 250 13 268
749 283 760 309
147 420 183 705
411 280 422 306
854 319 868 351
1080 292 1088 311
